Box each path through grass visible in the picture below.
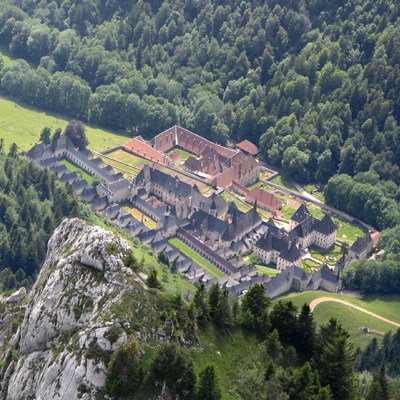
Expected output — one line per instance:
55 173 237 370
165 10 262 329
277 291 400 348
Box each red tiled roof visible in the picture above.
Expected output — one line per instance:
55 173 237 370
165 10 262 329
146 196 166 208
212 156 259 189
123 138 169 166
272 209 284 218
245 187 282 211
149 125 237 159
371 231 380 246
237 139 259 156
231 180 250 195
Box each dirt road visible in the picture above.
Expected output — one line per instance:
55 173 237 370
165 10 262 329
309 297 400 328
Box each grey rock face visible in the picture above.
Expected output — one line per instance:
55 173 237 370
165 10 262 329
1 218 138 400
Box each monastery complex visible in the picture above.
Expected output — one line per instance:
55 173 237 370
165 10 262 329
27 126 378 298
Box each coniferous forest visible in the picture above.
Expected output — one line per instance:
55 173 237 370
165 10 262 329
0 149 90 290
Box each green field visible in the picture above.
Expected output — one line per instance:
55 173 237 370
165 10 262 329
0 97 130 152
256 265 281 277
107 148 149 167
277 292 400 348
332 216 367 242
167 148 195 162
169 238 226 279
270 175 299 192
59 158 97 185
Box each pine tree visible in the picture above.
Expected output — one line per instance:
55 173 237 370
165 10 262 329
146 269 163 290
240 283 270 333
365 365 389 400
208 283 221 318
196 365 222 400
296 303 316 358
318 333 355 400
193 283 210 322
214 289 232 327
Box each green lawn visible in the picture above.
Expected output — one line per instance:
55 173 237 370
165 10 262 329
303 183 325 201
221 191 252 212
332 216 367 242
301 258 321 272
169 238 226 279
308 204 325 220
167 148 195 162
270 175 299 192
99 153 139 178
280 203 296 220
59 158 97 185
107 148 148 168
0 96 130 152
310 245 343 266
256 265 281 277
277 292 400 348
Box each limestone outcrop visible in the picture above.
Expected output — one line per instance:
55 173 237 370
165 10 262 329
0 218 142 400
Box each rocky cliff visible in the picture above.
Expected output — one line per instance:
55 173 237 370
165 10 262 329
0 218 152 400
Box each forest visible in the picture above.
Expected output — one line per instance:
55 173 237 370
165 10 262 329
0 146 91 290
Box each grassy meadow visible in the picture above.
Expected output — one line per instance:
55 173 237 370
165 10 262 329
277 291 400 348
0 97 130 152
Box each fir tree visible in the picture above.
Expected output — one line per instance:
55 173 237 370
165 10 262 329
196 365 222 400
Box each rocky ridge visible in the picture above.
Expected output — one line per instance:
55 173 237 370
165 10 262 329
0 218 149 400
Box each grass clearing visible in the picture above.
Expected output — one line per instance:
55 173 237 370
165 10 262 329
99 153 139 178
107 148 148 168
309 245 343 266
256 265 281 277
270 175 299 192
167 148 195 162
122 204 157 229
277 291 400 348
169 238 226 279
0 96 129 152
221 191 252 212
332 216 367 242
59 158 96 185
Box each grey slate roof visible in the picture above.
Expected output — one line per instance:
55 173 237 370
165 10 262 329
314 214 337 235
291 204 311 223
279 243 302 263
350 233 373 255
80 186 97 203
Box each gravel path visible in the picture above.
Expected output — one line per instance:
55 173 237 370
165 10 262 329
309 297 400 328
